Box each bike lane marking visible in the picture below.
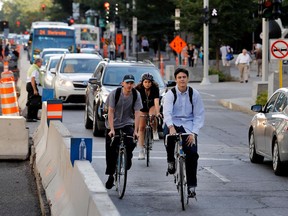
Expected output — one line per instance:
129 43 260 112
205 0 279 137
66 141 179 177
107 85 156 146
203 166 231 182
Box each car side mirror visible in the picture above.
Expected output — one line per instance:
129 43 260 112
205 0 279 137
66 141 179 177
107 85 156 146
88 78 100 86
251 104 263 113
166 80 176 87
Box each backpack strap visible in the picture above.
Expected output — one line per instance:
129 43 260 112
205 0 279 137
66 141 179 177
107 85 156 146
132 88 137 112
171 87 177 105
114 87 122 107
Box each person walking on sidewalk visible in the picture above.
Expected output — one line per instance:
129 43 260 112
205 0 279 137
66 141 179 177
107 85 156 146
163 68 205 198
25 58 43 122
255 47 262 77
104 74 143 189
135 73 161 160
235 49 252 83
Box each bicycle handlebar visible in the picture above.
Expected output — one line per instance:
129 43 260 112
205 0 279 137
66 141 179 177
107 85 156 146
165 133 194 145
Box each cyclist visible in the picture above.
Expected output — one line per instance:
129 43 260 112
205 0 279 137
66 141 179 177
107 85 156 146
163 68 205 198
105 74 143 189
135 73 161 160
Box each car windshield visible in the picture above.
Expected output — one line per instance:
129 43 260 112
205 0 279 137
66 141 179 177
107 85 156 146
60 58 101 73
103 66 165 87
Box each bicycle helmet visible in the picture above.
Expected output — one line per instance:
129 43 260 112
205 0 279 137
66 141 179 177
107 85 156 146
141 73 154 82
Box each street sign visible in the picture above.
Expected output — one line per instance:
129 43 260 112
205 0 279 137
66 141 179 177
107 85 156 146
132 17 137 35
270 39 288 60
169 36 187 54
116 33 122 45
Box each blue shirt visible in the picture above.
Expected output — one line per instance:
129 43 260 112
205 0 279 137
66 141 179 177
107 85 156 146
163 85 205 135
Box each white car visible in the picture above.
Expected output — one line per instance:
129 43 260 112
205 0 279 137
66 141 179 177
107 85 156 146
42 55 62 88
51 53 103 103
40 48 70 59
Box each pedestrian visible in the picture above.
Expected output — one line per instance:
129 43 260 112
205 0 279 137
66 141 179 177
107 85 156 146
141 36 149 52
187 44 194 67
220 44 229 66
135 73 161 160
255 48 262 77
26 58 43 122
193 45 198 67
235 49 252 83
104 74 143 189
163 68 205 198
109 41 116 60
120 42 125 61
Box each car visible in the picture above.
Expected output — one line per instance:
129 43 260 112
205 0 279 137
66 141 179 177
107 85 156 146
249 88 288 175
84 60 175 137
42 55 63 88
50 53 103 103
80 47 100 55
40 48 70 59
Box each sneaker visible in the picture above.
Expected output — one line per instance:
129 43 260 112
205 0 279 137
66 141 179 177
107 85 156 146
153 131 159 141
138 148 145 160
105 175 114 189
188 187 196 198
167 161 175 174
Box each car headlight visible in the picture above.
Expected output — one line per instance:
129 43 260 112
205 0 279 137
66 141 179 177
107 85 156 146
58 78 73 87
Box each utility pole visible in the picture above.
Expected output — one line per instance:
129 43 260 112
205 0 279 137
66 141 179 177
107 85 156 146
201 0 211 85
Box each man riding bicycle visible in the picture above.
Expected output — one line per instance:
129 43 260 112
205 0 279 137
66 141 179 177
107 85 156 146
163 68 205 198
105 74 143 189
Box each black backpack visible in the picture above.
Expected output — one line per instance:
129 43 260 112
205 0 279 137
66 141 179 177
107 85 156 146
171 86 193 111
115 87 138 111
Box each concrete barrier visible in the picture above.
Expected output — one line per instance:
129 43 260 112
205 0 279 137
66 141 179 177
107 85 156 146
0 116 29 159
32 105 119 215
17 79 28 115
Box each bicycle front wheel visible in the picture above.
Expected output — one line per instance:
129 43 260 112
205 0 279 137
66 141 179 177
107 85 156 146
116 148 127 199
145 127 151 167
179 157 187 210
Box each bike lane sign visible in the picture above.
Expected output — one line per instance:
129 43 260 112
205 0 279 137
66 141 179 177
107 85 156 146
270 39 288 60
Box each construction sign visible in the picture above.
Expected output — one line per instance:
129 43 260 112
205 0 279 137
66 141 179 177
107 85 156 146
169 36 187 54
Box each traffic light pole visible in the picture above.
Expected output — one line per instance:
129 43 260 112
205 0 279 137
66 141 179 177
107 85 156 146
201 0 211 85
262 18 269 82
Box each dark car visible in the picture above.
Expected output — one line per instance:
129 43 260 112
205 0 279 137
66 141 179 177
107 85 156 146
84 60 175 137
249 88 288 175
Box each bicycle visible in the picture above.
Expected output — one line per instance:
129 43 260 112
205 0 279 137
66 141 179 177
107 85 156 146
140 114 155 167
110 130 135 199
165 133 194 210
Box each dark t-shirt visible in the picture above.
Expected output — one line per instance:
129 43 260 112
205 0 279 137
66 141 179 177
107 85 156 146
136 85 159 112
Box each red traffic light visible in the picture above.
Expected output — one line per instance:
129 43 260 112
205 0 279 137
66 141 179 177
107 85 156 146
68 18 75 26
104 2 110 9
16 20 20 27
264 0 272 7
41 4 46 11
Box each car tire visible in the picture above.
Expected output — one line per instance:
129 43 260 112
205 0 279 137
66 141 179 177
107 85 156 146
84 104 93 129
249 130 264 163
273 140 284 176
92 104 101 137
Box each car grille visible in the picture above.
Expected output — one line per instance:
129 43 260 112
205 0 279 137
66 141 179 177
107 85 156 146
73 81 88 88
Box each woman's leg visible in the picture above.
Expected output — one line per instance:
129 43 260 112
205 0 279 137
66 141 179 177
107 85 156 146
149 106 159 140
138 111 147 159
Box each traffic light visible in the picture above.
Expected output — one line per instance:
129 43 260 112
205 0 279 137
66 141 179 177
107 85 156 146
16 20 20 27
104 2 110 24
68 18 75 26
41 4 46 11
262 0 273 19
258 0 263 17
115 16 120 28
0 21 9 31
201 6 209 25
272 0 282 19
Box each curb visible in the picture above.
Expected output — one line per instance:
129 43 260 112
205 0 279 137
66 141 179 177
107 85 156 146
218 99 256 116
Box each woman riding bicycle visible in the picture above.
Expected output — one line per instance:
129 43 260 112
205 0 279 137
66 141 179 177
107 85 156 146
135 73 161 160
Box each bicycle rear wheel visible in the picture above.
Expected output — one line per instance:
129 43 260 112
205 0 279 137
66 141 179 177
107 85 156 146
116 148 127 199
145 127 151 167
179 157 187 210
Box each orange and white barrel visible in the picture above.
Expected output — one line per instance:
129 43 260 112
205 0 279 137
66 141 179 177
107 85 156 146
0 81 19 116
3 61 9 72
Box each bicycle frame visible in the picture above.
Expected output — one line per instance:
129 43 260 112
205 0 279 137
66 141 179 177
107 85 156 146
141 114 155 167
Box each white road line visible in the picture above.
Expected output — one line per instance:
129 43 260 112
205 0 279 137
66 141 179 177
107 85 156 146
92 156 237 161
203 166 231 182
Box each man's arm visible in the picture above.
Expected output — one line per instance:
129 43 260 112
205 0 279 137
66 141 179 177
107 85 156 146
107 106 115 137
31 76 38 95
